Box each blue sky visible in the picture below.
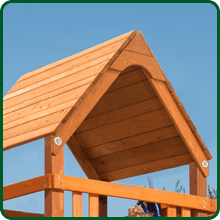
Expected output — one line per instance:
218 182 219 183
3 3 217 217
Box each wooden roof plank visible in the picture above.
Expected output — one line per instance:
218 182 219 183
3 123 58 151
99 153 193 181
147 78 209 177
3 62 105 110
4 53 114 100
66 135 101 180
91 136 188 174
85 126 179 159
75 108 173 148
15 31 136 84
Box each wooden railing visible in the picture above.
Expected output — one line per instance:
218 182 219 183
3 174 217 217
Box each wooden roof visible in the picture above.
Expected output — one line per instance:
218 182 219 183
3 30 211 180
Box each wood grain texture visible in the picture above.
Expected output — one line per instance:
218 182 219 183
99 153 193 181
72 192 83 217
147 78 209 177
4 83 89 125
4 108 71 141
167 206 177 217
85 126 179 159
90 136 188 174
85 78 157 119
181 208 191 217
125 32 152 56
53 174 217 212
53 69 122 154
110 50 166 81
89 194 99 217
76 98 163 133
3 123 58 151
3 174 52 201
16 30 136 83
45 136 64 217
3 62 105 110
75 108 173 148
66 135 101 180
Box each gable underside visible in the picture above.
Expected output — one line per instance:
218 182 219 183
73 66 194 181
3 31 135 150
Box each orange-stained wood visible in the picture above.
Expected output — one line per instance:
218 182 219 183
66 135 101 180
147 77 209 177
72 191 83 217
53 68 121 155
3 123 58 151
167 206 177 217
3 174 52 201
110 50 166 81
53 174 217 212
3 210 44 217
190 162 207 217
89 194 99 217
99 153 193 181
125 32 152 56
181 208 191 217
45 136 64 217
16 30 136 83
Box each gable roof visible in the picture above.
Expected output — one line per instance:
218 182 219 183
3 30 211 180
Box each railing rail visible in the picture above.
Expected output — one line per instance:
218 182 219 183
3 174 217 217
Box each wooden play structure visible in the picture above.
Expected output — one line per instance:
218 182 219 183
3 30 217 217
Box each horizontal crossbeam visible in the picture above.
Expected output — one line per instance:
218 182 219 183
3 174 52 201
53 174 216 213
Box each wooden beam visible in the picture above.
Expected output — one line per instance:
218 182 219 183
190 162 207 217
3 210 44 217
45 136 64 217
146 77 209 177
110 50 166 81
66 135 101 180
181 207 191 217
53 174 217 212
99 195 107 217
52 68 121 155
72 191 83 217
89 194 99 217
3 174 52 201
167 206 177 217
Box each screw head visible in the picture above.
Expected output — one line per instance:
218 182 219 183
204 206 207 209
54 137 62 146
59 182 62 186
59 176 62 179
44 184 46 187
202 160 209 168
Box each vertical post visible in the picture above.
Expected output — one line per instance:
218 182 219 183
99 195 107 217
189 162 207 217
72 192 82 217
45 136 64 217
167 206 177 217
181 208 191 217
89 194 99 217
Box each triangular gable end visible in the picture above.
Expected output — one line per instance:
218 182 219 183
3 30 211 182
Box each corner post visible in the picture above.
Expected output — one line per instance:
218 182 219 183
189 162 207 217
44 136 64 217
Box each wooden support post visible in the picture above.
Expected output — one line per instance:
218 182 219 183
89 194 99 217
167 206 177 217
181 208 191 217
45 136 64 217
99 195 107 217
190 162 207 217
72 191 83 217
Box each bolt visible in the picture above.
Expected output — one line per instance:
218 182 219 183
44 178 46 181
59 182 62 186
54 137 62 146
44 184 46 187
204 200 206 203
59 176 62 179
202 160 208 168
204 206 206 209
